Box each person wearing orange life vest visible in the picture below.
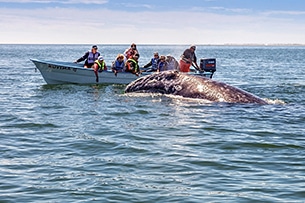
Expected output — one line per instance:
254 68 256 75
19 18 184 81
125 53 140 76
92 56 107 83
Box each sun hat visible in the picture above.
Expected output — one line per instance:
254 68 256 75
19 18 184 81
190 45 196 50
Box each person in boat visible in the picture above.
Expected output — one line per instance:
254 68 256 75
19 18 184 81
111 54 125 76
142 52 160 72
166 55 180 71
125 53 140 76
74 45 100 68
92 56 107 83
157 55 168 72
124 43 138 60
179 45 201 72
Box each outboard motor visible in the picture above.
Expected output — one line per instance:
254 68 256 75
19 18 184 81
200 58 216 78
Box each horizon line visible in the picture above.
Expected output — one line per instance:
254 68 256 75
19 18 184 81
1 43 305 46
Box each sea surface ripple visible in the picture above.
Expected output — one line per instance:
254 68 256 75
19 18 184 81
0 44 305 202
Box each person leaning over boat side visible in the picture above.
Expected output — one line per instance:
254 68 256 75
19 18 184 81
179 45 201 72
74 45 100 68
92 56 107 83
125 53 140 76
124 43 139 60
142 52 160 72
157 55 168 72
112 54 125 76
166 55 180 71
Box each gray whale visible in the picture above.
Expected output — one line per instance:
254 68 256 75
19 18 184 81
125 71 267 104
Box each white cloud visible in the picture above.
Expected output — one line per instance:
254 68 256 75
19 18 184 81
202 6 252 14
0 6 304 44
120 2 155 9
262 10 305 16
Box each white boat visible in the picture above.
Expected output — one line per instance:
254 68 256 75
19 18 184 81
31 58 215 85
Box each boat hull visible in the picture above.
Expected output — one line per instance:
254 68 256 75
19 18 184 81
31 59 143 85
31 59 214 85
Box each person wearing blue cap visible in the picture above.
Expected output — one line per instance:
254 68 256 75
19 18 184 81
74 45 100 68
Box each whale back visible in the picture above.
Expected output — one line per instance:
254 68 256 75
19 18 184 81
125 71 267 104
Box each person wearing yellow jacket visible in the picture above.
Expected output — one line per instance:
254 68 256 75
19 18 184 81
92 56 107 83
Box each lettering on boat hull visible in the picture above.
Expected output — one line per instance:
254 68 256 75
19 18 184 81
47 64 77 72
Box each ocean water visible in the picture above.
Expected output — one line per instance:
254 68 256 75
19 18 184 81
0 44 305 202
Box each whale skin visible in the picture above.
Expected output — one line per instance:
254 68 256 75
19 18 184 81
125 71 267 104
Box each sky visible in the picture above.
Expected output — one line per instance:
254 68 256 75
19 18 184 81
0 0 305 45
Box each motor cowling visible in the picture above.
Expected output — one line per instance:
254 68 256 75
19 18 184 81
200 58 216 72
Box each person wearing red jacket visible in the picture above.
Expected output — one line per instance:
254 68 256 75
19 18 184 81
179 45 201 72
